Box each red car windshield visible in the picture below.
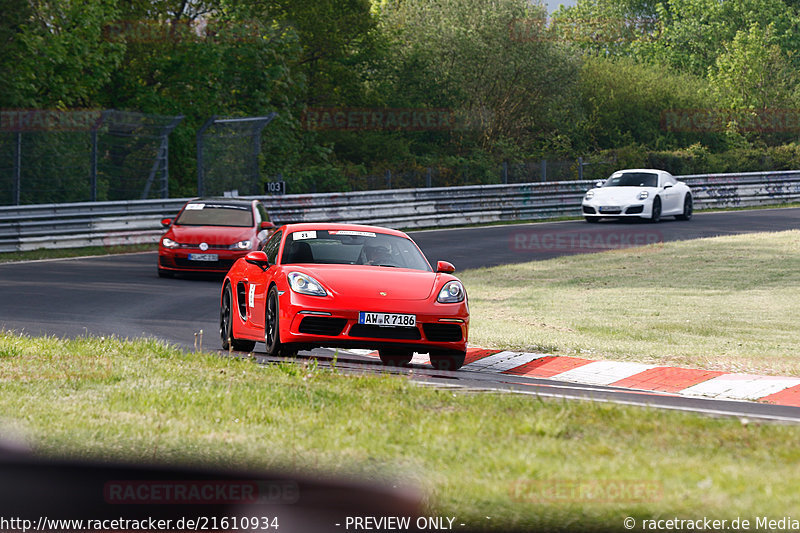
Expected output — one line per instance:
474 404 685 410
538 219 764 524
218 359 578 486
282 230 432 271
175 203 253 227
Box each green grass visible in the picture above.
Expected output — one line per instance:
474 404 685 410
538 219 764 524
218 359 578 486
3 222 800 529
1 331 800 530
0 244 156 263
463 230 800 376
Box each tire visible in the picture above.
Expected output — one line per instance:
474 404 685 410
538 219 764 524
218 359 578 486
157 267 174 278
429 350 466 371
378 348 413 367
676 194 693 221
584 216 601 223
264 285 296 357
649 196 662 223
220 283 256 352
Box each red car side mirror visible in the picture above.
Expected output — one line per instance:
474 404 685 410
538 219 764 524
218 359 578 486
260 221 275 230
436 261 456 274
160 218 172 228
245 251 270 271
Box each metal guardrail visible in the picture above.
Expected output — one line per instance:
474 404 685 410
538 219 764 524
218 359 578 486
1 171 800 253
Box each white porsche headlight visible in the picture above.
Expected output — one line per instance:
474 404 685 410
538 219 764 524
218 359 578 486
231 240 252 250
288 272 327 297
638 191 649 200
437 281 465 303
585 190 595 200
161 237 179 248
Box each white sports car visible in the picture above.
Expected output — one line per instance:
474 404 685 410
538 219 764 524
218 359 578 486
582 169 693 223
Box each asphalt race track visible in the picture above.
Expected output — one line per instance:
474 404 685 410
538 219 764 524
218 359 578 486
410 205 800 266
2 207 799 420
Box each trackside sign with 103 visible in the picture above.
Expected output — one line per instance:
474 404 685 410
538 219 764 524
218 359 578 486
266 181 286 195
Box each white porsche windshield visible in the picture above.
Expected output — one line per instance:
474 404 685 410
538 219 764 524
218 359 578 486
603 173 658 188
282 230 432 271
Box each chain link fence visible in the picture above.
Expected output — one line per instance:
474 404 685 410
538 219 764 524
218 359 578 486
314 157 615 193
1 108 613 204
196 113 277 197
0 110 182 206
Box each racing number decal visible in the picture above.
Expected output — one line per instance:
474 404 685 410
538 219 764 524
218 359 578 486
248 284 256 308
293 231 316 240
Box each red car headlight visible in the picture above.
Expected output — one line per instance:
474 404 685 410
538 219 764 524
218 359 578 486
288 272 327 297
230 240 252 250
437 281 465 303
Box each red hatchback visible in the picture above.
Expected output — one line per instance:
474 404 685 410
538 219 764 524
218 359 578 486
157 198 274 277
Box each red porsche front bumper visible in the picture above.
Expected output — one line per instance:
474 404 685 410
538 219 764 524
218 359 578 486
279 292 469 354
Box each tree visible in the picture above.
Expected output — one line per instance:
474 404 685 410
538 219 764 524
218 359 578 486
644 0 798 76
550 0 662 58
377 0 581 152
2 0 125 108
578 56 717 150
708 23 798 110
0 0 34 107
221 0 381 107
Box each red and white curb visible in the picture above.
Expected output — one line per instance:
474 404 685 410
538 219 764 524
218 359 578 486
360 348 800 408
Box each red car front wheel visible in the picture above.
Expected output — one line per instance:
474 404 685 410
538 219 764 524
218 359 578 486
264 286 297 357
220 283 256 352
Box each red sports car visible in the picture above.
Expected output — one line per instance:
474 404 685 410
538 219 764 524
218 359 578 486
158 197 274 277
219 223 470 370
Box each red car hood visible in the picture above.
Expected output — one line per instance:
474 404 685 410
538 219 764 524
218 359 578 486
299 265 438 301
167 225 253 246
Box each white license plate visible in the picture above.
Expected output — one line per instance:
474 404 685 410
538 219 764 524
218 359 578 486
188 253 218 261
358 312 416 327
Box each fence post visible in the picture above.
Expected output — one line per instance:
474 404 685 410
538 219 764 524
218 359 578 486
13 132 22 205
162 139 169 198
385 169 392 188
197 114 275 196
141 115 182 200
426 167 432 188
502 161 508 184
578 156 583 181
196 116 217 197
252 129 261 192
163 115 182 198
541 159 547 182
90 129 98 201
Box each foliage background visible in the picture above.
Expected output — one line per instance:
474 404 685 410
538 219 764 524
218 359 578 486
3 0 800 196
